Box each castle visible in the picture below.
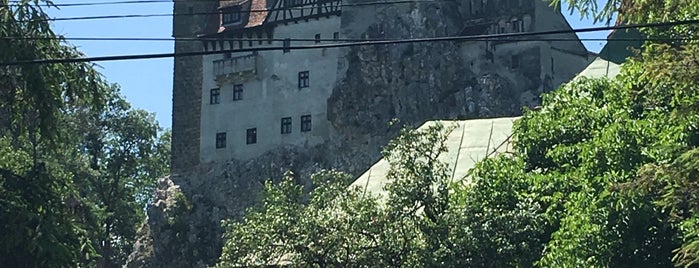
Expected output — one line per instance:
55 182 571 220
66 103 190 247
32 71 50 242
171 0 592 173
142 0 596 266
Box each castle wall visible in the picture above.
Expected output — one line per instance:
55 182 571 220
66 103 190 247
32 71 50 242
199 16 341 162
171 0 217 175
192 0 593 165
533 0 589 56
148 1 600 267
547 46 593 87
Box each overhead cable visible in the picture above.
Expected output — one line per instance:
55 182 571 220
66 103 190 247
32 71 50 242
0 36 686 43
11 0 455 22
2 18 697 66
5 0 453 7
4 0 177 7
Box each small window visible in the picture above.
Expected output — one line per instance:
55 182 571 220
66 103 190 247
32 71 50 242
284 0 302 7
511 55 520 69
300 115 312 132
210 88 220 104
333 32 339 41
298 71 309 89
281 117 292 134
314 34 321 43
215 132 226 149
233 84 243 101
551 57 554 74
222 7 241 25
246 128 257 144
283 38 291 53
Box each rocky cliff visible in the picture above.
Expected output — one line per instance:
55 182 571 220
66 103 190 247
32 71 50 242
126 1 549 266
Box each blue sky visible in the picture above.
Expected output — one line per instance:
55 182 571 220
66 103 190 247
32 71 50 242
46 1 610 129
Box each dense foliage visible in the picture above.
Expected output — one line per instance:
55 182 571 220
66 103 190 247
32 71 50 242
218 1 699 267
216 124 459 267
0 1 170 267
217 64 698 267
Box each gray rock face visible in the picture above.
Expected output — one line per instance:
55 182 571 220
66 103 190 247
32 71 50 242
126 1 556 267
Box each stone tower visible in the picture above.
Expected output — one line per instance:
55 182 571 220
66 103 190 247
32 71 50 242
171 0 216 175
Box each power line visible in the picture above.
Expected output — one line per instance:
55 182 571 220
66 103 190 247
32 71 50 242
2 19 697 66
0 36 375 42
4 0 176 7
4 0 452 7
11 0 455 22
0 35 687 43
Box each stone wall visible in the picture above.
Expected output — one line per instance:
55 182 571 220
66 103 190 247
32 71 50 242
171 0 215 176
198 16 342 163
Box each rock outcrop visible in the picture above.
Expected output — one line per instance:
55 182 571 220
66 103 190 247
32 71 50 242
126 1 556 266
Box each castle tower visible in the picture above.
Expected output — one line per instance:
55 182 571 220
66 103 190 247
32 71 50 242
171 0 216 174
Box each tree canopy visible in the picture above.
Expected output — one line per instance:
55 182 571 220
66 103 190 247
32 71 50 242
217 1 699 267
1 1 170 267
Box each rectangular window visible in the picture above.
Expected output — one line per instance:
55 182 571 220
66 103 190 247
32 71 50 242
315 34 321 43
300 114 312 132
215 132 226 149
246 128 257 144
281 117 292 134
511 55 520 69
222 7 241 25
333 32 339 41
283 38 291 53
284 0 303 6
298 71 309 89
233 84 243 101
210 88 220 104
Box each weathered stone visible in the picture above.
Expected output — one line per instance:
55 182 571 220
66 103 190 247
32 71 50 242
127 0 593 266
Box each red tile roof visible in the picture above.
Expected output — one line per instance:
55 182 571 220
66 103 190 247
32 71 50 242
244 0 267 28
212 0 269 35
198 0 277 37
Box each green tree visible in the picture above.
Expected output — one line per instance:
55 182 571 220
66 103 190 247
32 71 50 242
219 1 699 267
67 85 170 267
1 0 104 266
217 124 547 267
217 63 698 267
552 0 699 266
0 1 170 267
216 124 455 267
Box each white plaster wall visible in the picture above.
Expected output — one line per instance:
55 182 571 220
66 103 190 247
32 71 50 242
200 16 341 163
533 0 588 56
547 47 593 87
461 38 590 107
